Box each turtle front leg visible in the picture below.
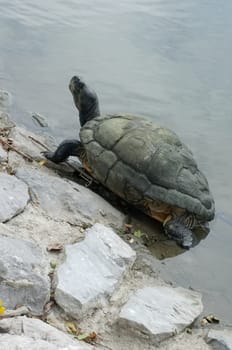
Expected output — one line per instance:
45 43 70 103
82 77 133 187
163 215 194 249
43 139 84 163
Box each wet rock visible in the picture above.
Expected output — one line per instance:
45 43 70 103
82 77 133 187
0 89 12 111
119 286 203 343
0 111 15 130
0 316 93 350
55 223 136 319
207 328 232 350
0 234 50 314
16 167 125 227
0 173 29 222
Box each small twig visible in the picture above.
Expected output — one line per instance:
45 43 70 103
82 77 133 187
32 113 48 127
28 135 50 150
0 138 34 162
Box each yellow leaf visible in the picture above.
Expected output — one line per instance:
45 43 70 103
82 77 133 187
0 306 5 315
0 301 5 315
39 159 47 166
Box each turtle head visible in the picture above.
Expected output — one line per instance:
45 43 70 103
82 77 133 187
163 215 194 249
69 76 100 126
69 76 84 95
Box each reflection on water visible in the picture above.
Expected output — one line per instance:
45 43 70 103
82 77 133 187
0 0 232 321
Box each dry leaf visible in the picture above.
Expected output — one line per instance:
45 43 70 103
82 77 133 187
65 321 80 335
85 331 97 343
205 314 220 323
201 314 220 326
124 224 133 229
47 243 63 252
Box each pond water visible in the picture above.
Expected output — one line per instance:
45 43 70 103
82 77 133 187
0 0 232 322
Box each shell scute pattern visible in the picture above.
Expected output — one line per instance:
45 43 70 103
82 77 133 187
80 114 215 220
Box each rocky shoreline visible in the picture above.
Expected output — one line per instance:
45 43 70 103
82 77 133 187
0 89 231 350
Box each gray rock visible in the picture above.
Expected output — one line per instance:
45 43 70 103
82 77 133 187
9 126 85 174
0 316 93 350
0 146 7 162
9 126 55 161
55 223 136 319
207 328 232 350
0 173 29 222
0 235 50 314
0 335 59 350
119 286 203 343
16 167 125 227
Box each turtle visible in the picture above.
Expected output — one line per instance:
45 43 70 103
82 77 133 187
44 76 215 249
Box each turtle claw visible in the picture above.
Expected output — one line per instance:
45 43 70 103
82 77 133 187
42 150 60 163
42 150 53 160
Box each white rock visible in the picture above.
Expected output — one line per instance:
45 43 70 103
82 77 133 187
207 328 232 349
0 234 50 314
16 167 124 227
0 145 7 162
119 286 203 343
55 223 136 319
0 316 93 350
0 173 29 222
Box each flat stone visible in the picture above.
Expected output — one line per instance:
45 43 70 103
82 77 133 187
0 234 50 314
0 173 29 222
0 316 93 350
55 223 136 319
207 328 232 350
119 286 203 343
16 167 124 227
9 126 56 161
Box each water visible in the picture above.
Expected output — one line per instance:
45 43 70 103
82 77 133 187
1 0 232 321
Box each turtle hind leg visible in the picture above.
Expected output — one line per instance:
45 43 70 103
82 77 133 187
43 139 84 163
163 216 194 249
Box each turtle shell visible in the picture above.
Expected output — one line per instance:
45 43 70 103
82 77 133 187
80 114 215 221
